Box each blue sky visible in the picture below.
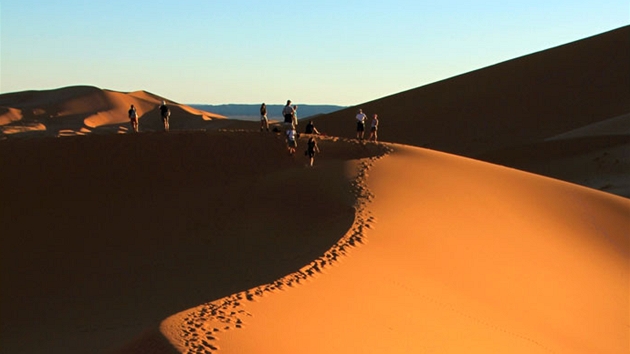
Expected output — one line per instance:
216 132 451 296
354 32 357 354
1 1 627 105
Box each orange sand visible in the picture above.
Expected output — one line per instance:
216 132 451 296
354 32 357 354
0 26 628 354
160 145 629 353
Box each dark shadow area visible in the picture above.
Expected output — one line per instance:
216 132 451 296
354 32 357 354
0 131 387 353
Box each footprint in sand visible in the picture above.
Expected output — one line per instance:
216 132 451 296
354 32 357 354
178 147 392 354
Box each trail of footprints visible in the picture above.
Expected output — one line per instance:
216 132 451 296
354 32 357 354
180 144 392 353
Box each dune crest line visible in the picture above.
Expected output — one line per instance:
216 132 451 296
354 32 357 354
174 143 393 353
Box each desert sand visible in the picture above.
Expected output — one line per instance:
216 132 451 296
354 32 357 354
311 26 630 197
1 26 628 354
0 86 229 137
160 145 628 354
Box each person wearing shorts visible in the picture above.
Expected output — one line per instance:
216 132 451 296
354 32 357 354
286 125 298 155
356 109 367 140
306 136 320 167
369 113 379 142
159 101 171 132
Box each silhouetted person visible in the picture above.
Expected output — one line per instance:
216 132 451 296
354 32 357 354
159 100 170 132
282 100 296 128
306 136 320 167
260 103 269 132
128 104 139 133
305 120 320 135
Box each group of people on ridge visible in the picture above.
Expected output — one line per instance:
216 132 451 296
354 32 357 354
355 108 379 142
260 100 322 167
128 99 378 168
128 101 171 132
260 101 381 166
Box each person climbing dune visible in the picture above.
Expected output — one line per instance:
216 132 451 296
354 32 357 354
306 136 320 167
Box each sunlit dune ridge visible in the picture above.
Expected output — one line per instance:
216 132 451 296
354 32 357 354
0 86 227 136
158 144 629 354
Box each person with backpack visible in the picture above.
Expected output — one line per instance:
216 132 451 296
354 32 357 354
128 104 139 133
159 100 171 132
306 136 320 167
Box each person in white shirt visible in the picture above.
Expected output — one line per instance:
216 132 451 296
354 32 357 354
356 108 367 140
286 125 298 155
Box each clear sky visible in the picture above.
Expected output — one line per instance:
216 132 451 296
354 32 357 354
0 1 627 105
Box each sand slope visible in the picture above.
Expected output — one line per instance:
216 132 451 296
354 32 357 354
161 144 629 354
0 132 387 353
311 26 630 196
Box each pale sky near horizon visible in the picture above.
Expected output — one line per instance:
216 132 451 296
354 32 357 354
0 1 627 105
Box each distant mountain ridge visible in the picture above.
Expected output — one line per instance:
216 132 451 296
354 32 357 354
190 104 346 121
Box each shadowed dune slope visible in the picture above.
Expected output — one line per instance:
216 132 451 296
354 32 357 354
0 131 387 353
0 86 227 137
311 26 630 195
170 144 629 354
312 26 629 155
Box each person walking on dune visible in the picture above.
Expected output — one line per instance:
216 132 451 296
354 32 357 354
286 124 298 155
128 104 139 133
292 105 298 128
282 100 296 129
306 136 320 167
356 108 367 141
260 103 269 132
159 100 171 132
368 113 379 142
305 120 320 135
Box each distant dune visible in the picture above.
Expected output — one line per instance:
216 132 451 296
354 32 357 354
189 104 346 121
0 26 628 354
0 86 229 137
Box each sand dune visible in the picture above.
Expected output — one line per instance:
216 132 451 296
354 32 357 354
0 132 387 353
1 132 627 353
160 145 628 354
0 106 23 125
0 26 628 354
311 26 630 196
312 26 629 155
546 113 630 141
0 86 228 138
